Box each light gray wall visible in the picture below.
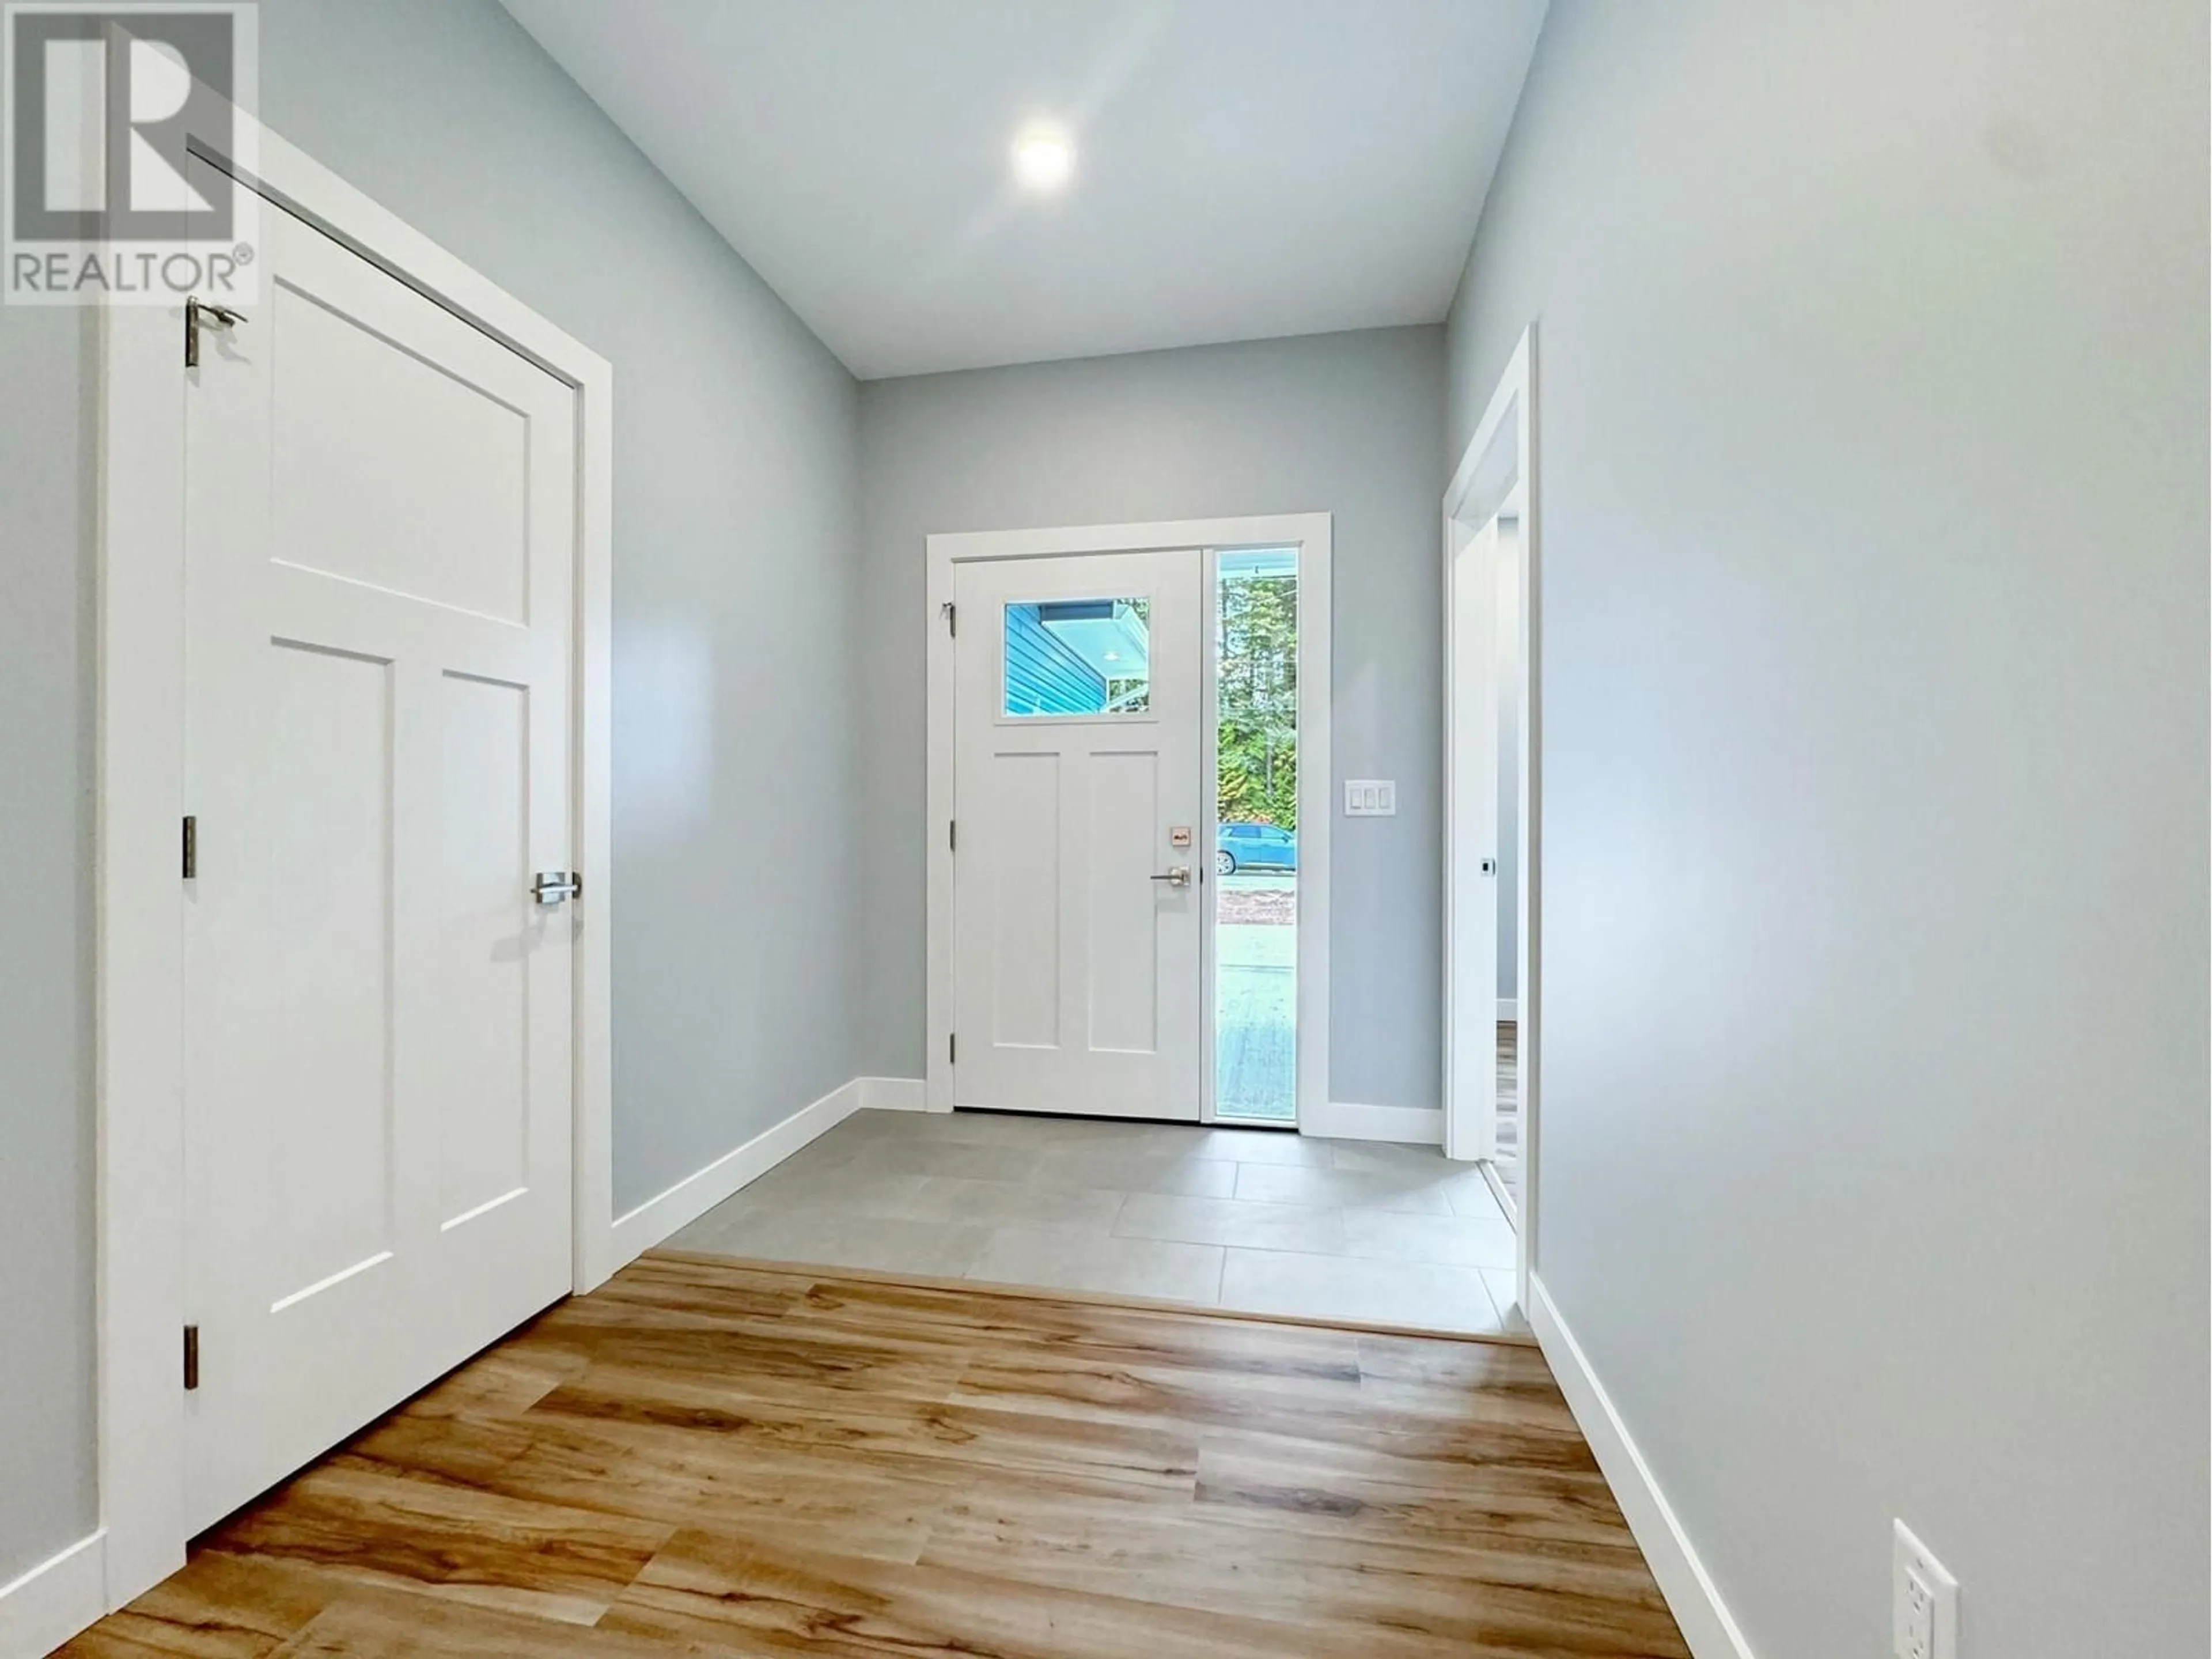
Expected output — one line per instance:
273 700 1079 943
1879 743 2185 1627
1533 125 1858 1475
0 0 863 1582
253 0 866 1213
855 328 1448 1107
1445 3 2207 1656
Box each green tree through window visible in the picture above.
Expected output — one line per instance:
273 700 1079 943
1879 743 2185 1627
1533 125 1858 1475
1217 571 1297 829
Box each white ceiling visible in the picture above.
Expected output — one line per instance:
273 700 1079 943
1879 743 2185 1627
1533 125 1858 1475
500 0 1549 380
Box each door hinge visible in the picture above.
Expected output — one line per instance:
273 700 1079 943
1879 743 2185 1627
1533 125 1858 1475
949 819 956 852
181 815 197 879
941 600 956 637
949 1033 957 1065
183 1324 200 1391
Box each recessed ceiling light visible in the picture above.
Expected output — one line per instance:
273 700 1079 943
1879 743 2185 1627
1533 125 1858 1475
1012 128 1074 192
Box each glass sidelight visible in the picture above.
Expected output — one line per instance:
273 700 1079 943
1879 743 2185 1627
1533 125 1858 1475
1213 548 1298 1123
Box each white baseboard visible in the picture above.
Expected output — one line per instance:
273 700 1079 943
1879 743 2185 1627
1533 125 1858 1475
1497 997 1520 1020
0 1530 107 1659
857 1075 927 1113
605 1078 864 1271
1301 1100 1443 1144
1528 1274 1756 1659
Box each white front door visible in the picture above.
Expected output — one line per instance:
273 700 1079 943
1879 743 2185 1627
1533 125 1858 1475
182 194 577 1527
952 551 1204 1119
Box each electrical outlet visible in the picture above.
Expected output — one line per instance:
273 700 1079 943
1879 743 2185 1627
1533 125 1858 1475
1893 1521 1958 1659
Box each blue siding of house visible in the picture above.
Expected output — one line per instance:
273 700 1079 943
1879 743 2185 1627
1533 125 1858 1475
1005 604 1108 714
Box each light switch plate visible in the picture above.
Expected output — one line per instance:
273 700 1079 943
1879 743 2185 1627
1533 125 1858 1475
1344 779 1396 816
1893 1521 1958 1659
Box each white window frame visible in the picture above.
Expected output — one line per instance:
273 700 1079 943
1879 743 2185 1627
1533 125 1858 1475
924 514 1333 1130
1442 324 1539 1312
92 104 615 1619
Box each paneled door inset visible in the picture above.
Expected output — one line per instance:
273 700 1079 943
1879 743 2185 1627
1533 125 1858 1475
952 552 1204 1119
182 195 577 1527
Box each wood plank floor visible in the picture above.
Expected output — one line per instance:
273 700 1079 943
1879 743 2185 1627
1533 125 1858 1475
59 1254 1688 1658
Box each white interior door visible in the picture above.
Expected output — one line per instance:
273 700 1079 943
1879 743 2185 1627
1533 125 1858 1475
182 194 577 1527
1446 514 1501 1161
952 551 1204 1119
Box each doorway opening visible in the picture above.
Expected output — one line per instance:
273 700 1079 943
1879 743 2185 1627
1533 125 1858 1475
1212 546 1300 1124
1442 326 1538 1309
925 514 1332 1130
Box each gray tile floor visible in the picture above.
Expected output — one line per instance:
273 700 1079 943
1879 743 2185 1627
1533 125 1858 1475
669 1108 1525 1336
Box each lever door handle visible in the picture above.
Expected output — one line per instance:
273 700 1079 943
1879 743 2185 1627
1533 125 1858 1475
184 296 246 368
1149 866 1192 888
532 870 581 906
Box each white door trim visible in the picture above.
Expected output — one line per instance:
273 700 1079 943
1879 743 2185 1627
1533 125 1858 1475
1442 325 1539 1312
1196 550 1222 1124
94 103 614 1616
925 514 1332 1128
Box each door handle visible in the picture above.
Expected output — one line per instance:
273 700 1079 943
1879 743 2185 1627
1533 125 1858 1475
1150 866 1192 888
532 870 581 906
184 297 245 368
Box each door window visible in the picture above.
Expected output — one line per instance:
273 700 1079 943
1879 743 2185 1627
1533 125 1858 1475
1003 597 1151 715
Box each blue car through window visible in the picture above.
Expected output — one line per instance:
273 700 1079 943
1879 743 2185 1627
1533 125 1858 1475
1215 821 1297 874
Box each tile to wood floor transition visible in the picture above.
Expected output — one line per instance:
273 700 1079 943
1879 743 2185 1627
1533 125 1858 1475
61 1256 1690 1659
671 1108 1524 1338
